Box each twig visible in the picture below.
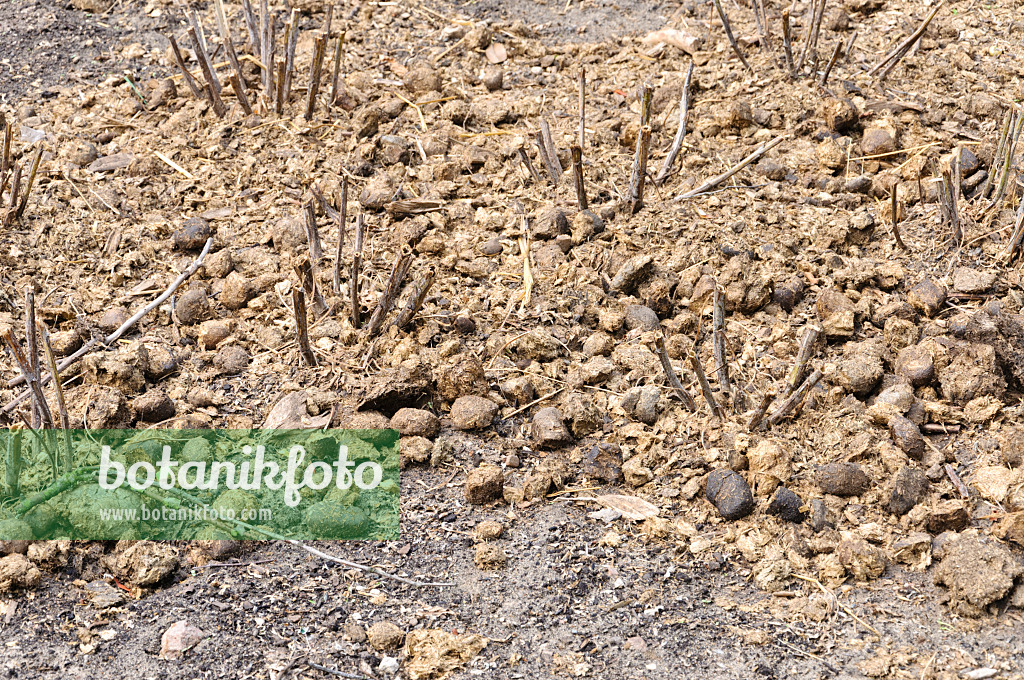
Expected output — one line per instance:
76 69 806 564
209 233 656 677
767 368 822 425
187 26 227 117
628 83 654 214
713 0 753 73
712 284 730 394
747 391 773 431
690 349 724 419
783 325 820 399
934 156 962 247
674 135 786 200
655 335 696 411
844 31 858 61
305 33 328 120
350 214 364 329
3 239 212 411
781 9 795 73
655 62 694 185
571 145 588 210
0 114 11 186
394 266 434 330
366 252 413 337
891 183 908 251
869 2 944 80
945 463 970 498
168 34 204 99
752 0 771 54
292 287 317 366
321 2 333 36
304 662 373 680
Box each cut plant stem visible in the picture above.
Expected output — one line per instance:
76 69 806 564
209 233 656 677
844 31 858 60
517 146 543 185
690 349 725 419
168 34 204 99
534 130 561 185
628 83 654 214
781 9 795 73
988 112 1022 209
292 287 317 366
571 144 588 211
2 328 53 429
578 67 586 148
869 1 944 80
768 368 823 425
240 0 261 56
540 120 563 177
366 252 413 337
747 391 773 431
818 41 842 88
713 0 753 73
186 10 220 93
351 214 364 329
796 0 827 75
332 177 348 294
283 9 299 102
303 199 323 263
214 0 251 114
655 334 697 411
14 145 43 221
329 32 345 106
25 289 40 428
655 62 694 185
275 59 286 114
712 284 730 394
187 26 227 117
891 183 908 251
294 254 327 317
395 266 434 330
675 135 786 200
305 33 328 120
39 324 73 474
979 110 1011 199
1005 196 1024 263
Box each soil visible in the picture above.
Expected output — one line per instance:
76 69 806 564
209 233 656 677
2 0 1024 678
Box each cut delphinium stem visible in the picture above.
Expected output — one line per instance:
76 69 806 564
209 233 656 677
891 183 908 251
294 255 327 317
655 334 697 411
628 83 654 214
168 34 204 99
321 3 333 35
14 145 43 221
571 144 587 211
690 349 725 419
534 130 561 185
259 0 271 93
783 325 820 400
578 67 586 148
25 288 40 428
818 41 842 88
540 120 563 178
752 0 772 53
305 33 328 120
869 1 944 80
275 58 286 114
796 0 827 76
186 10 221 93
303 199 323 263
517 147 543 185
4 425 23 496
988 111 1022 209
39 324 73 475
844 31 858 60
332 177 348 294
367 251 413 337
675 135 786 200
933 156 962 247
214 0 251 114
240 0 261 56
979 109 1011 200
712 284 730 394
395 266 435 330
283 9 299 102
2 328 53 429
713 0 753 73
747 391 774 431
351 214 364 328
3 164 21 225
1 113 11 187
1006 195 1024 263
781 9 795 73
292 287 317 366
330 32 345 107
655 62 694 185
768 368 823 425
187 26 227 117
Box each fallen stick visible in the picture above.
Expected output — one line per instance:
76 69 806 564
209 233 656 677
767 368 822 425
292 287 317 366
3 239 213 409
395 266 434 330
674 135 786 200
655 62 694 185
571 144 587 210
628 83 654 214
366 252 413 337
655 335 696 411
713 0 753 72
168 34 204 99
690 349 725 419
712 284 730 393
869 1 944 80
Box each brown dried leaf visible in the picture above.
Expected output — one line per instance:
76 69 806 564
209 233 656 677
641 28 701 55
595 494 660 521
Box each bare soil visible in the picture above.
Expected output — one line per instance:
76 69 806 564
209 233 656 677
2 0 1024 678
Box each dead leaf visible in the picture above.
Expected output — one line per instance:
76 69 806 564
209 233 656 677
485 42 507 64
641 28 701 55
263 391 332 429
595 494 660 521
